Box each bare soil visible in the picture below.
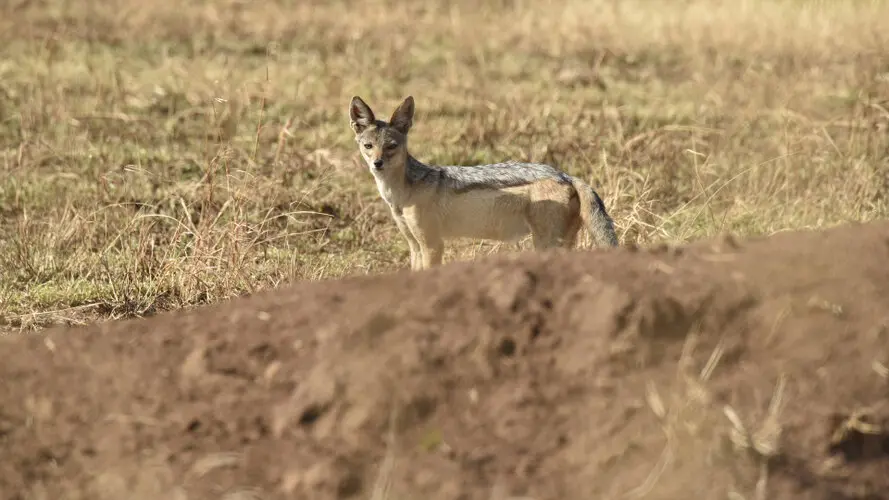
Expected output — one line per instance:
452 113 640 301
3 221 889 500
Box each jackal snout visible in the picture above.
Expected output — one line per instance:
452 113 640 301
362 140 398 171
360 139 386 170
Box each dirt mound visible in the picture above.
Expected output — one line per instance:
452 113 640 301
3 222 889 500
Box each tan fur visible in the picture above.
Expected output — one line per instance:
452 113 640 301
348 95 618 270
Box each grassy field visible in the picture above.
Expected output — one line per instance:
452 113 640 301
1 0 887 330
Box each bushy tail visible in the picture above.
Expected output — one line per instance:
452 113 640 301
569 177 619 248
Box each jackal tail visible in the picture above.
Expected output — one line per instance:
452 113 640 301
569 177 619 248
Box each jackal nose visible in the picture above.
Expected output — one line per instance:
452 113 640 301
373 159 384 169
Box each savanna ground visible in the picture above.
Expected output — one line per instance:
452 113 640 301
2 0 887 331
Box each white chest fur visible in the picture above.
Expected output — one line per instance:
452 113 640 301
373 173 407 211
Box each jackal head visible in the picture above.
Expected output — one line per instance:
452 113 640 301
348 95 414 173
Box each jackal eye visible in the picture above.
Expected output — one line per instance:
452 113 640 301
385 143 398 150
363 143 373 149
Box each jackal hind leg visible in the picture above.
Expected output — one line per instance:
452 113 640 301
527 201 577 250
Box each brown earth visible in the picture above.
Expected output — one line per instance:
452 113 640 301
2 222 889 500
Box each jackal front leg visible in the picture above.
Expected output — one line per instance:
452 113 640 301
402 214 443 270
390 207 422 270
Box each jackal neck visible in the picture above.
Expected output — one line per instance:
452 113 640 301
404 155 436 186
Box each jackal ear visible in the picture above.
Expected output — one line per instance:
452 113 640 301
349 96 375 134
388 96 414 135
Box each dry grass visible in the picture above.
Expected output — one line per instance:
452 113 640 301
1 0 887 330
